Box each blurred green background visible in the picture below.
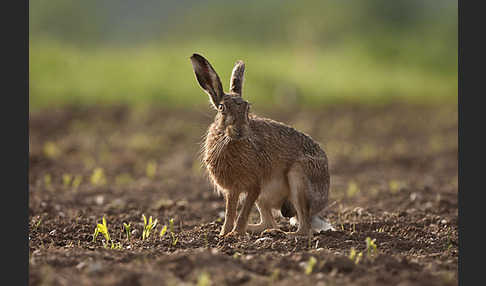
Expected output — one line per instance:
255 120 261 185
29 0 457 110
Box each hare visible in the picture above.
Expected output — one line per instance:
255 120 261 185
190 53 331 237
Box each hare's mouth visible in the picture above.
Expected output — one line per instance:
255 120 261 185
229 133 248 141
226 126 249 141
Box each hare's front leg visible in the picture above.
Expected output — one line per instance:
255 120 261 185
220 191 239 236
226 188 259 236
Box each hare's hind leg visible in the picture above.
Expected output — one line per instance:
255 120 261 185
247 200 277 234
286 163 312 236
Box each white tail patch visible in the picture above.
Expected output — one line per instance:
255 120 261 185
289 216 335 232
289 216 298 226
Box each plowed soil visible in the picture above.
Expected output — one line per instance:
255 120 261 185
29 102 458 286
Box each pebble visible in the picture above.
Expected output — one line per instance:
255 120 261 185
254 237 272 244
95 195 105 205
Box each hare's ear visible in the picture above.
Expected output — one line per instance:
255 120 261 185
229 60 245 96
190 53 224 108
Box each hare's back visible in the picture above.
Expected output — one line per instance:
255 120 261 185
250 116 326 158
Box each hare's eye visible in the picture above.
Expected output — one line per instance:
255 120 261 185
218 104 225 112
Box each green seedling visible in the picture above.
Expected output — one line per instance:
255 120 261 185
171 233 179 246
44 174 53 191
197 272 211 286
307 233 316 249
43 141 61 159
142 214 158 240
446 235 455 251
159 225 168 238
93 216 111 247
90 168 107 186
71 175 82 191
123 223 131 240
346 181 359 197
389 180 403 193
305 256 317 275
203 231 209 248
169 218 175 233
232 252 241 259
146 161 157 178
111 242 123 250
62 174 72 188
365 237 377 256
349 247 363 264
168 218 179 245
270 268 280 283
33 217 42 231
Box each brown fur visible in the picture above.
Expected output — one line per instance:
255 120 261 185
190 53 330 237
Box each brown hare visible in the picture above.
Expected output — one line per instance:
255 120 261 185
190 53 331 237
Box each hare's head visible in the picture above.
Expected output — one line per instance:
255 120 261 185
191 53 251 140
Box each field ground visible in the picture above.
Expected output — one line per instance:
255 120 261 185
29 102 457 285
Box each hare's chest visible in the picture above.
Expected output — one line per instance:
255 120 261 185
203 143 260 190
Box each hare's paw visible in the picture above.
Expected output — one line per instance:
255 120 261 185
219 223 235 237
219 230 229 237
260 228 286 239
224 230 247 238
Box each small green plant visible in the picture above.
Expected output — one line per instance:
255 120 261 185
446 235 455 251
169 218 178 246
346 181 360 197
159 225 168 238
44 173 53 191
197 272 211 286
169 218 175 233
71 175 83 191
270 268 280 283
90 168 107 186
93 216 111 247
365 237 377 256
146 161 157 178
232 252 241 259
203 231 209 248
349 247 363 264
305 256 317 275
62 173 72 188
171 233 179 246
111 242 123 250
32 217 43 231
43 141 61 159
389 180 403 193
123 222 131 240
142 214 158 240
